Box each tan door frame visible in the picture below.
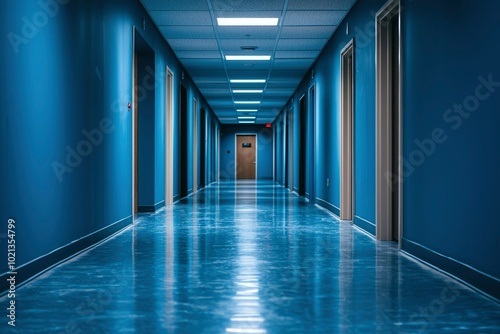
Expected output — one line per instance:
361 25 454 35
216 125 220 182
341 38 355 221
376 0 402 242
308 83 317 203
132 27 138 218
165 67 174 205
193 98 198 193
288 107 294 192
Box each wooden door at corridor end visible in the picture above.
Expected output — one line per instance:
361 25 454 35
236 135 256 179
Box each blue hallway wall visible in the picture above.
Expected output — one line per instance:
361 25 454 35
0 0 219 290
400 0 500 296
274 0 500 297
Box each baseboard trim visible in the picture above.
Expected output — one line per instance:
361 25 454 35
138 206 154 212
0 215 132 296
401 238 500 301
138 200 166 212
315 198 340 217
154 200 165 211
354 215 376 236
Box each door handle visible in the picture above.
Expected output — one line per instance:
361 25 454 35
253 162 256 164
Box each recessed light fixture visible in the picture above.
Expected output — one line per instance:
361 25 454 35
238 116 256 120
233 90 263 93
234 101 261 104
230 79 266 83
236 109 258 112
217 18 279 26
226 55 271 61
238 121 256 124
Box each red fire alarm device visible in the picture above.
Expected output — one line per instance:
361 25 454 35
266 123 272 128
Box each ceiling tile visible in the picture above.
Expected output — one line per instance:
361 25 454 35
272 59 315 69
150 11 213 26
280 26 336 39
159 26 215 39
277 39 328 51
262 89 296 97
199 88 231 96
191 69 228 81
283 11 347 26
287 0 356 11
217 27 279 39
198 83 230 89
219 39 276 51
180 59 224 69
140 0 209 10
219 51 275 57
167 39 219 51
225 62 271 71
275 50 320 59
266 81 300 89
269 70 304 80
195 80 229 85
176 51 222 59
211 0 284 11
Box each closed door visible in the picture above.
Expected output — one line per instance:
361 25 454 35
236 135 256 179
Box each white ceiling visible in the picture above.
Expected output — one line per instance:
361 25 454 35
139 0 357 124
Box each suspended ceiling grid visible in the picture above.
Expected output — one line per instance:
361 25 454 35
139 0 357 124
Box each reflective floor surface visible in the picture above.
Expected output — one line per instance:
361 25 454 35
1 181 499 333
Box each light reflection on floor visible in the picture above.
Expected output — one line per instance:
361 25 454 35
1 181 499 333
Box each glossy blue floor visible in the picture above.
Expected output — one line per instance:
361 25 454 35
1 181 499 333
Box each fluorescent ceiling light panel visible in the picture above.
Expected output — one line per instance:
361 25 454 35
230 317 265 322
225 55 271 61
236 109 258 112
217 18 278 26
233 90 264 93
239 121 256 124
234 101 261 104
230 79 266 83
238 116 256 120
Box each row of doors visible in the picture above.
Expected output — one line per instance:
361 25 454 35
278 86 315 200
131 27 219 215
173 86 220 199
280 0 402 242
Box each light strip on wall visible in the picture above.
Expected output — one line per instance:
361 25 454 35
230 79 266 83
226 55 271 61
233 90 264 93
217 18 278 26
